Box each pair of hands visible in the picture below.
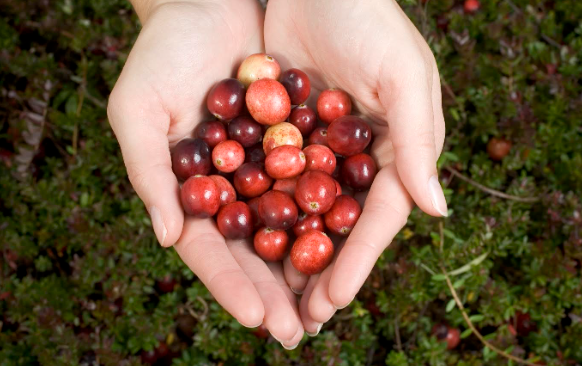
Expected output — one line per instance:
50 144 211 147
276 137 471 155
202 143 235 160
108 0 447 348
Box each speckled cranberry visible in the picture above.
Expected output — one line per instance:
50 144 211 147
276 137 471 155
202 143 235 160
233 162 273 198
254 227 289 261
258 190 298 230
206 78 245 121
295 170 337 215
247 197 262 228
327 115 371 157
290 231 334 275
273 176 299 197
265 146 306 179
303 144 336 175
292 213 325 237
216 201 254 239
308 127 329 147
209 175 236 206
180 175 220 217
289 104 317 136
171 138 211 181
228 116 262 148
324 195 362 236
263 122 303 155
212 140 245 173
279 68 311 105
246 79 291 125
245 143 266 164
341 153 377 191
237 53 281 88
316 88 352 125
195 120 227 148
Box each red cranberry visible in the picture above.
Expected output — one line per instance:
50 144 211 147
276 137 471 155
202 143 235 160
209 175 237 206
212 140 245 173
246 79 291 125
237 53 281 87
228 116 262 148
265 146 306 179
245 143 267 164
316 88 352 125
295 170 337 215
327 115 372 157
252 324 269 339
216 201 254 239
156 275 176 293
247 197 263 228
487 137 512 161
206 78 245 121
292 213 325 237
514 311 537 336
324 195 361 236
234 162 273 198
263 122 303 155
334 179 342 197
180 175 220 217
273 176 299 197
195 120 227 148
279 68 311 105
254 227 289 261
289 104 317 136
171 138 211 181
303 144 336 175
308 127 329 147
341 153 377 191
432 324 461 350
464 0 480 13
290 231 334 275
140 349 158 365
258 190 298 230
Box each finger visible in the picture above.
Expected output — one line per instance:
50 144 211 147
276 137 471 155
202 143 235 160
283 255 309 294
299 275 323 336
174 217 264 327
307 259 337 324
432 63 446 156
328 164 413 308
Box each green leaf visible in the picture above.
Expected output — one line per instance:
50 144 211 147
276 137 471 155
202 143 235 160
469 314 485 323
460 328 473 339
446 299 456 312
447 252 489 276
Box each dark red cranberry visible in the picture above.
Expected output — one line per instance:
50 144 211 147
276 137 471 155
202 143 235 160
289 104 317 136
303 144 336 175
292 213 325 237
140 349 158 365
254 227 289 261
290 231 334 275
252 324 269 339
180 175 220 217
316 88 352 125
212 140 245 173
195 120 227 148
234 162 273 198
228 116 263 147
245 143 266 164
279 68 311 105
327 115 372 157
209 175 237 206
272 176 299 197
171 138 211 181
324 195 362 236
156 275 176 293
258 190 298 230
176 313 196 339
514 311 537 337
247 197 262 228
265 146 306 179
308 127 329 147
341 153 377 191
487 137 512 161
216 201 254 239
295 170 337 215
206 78 245 121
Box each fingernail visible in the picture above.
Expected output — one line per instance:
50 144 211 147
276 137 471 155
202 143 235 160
306 323 322 337
150 206 167 246
428 175 448 217
240 320 263 328
291 287 303 295
281 342 299 350
334 299 352 310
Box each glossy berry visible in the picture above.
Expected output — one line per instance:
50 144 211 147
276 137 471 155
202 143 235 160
254 227 289 261
237 53 281 87
464 0 480 13
293 213 325 237
265 146 306 179
228 116 262 148
206 78 245 121
263 122 303 155
334 179 343 197
209 175 237 206
432 324 460 350
273 176 299 197
295 170 337 215
258 190 298 230
289 104 317 136
303 144 336 175
487 137 512 161
246 79 291 125
279 68 311 105
216 201 254 239
290 231 334 275
180 175 220 217
341 153 377 191
317 88 352 125
247 197 262 228
156 275 176 293
212 140 245 173
171 138 211 181
327 115 372 156
245 143 266 164
195 120 227 148
324 195 362 236
308 127 329 147
234 162 273 198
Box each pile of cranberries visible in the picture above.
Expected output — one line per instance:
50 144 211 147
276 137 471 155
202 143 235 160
171 53 377 275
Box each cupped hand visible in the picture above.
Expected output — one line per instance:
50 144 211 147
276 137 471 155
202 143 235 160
107 0 303 346
264 0 447 334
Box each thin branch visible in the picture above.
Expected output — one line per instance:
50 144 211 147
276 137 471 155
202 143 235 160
394 316 403 351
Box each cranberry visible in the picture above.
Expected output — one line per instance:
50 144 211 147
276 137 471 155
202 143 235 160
252 324 269 339
216 201 254 239
171 138 211 181
263 122 303 155
265 146 306 179
247 197 262 228
324 195 361 236
140 349 158 365
308 127 329 147
316 88 352 125
289 104 317 136
487 137 512 161
180 175 220 217
290 231 334 275
212 140 245 173
156 275 176 293
209 175 237 206
246 79 291 125
292 213 325 237
341 153 377 191
234 162 273 198
514 311 537 336
303 144 336 175
254 227 289 261
432 324 461 350
245 143 266 164
279 68 311 105
206 78 245 121
176 313 196 339
237 53 281 87
258 190 298 230
228 116 262 148
464 0 480 13
273 176 299 197
334 179 343 197
295 170 337 215
327 115 371 156
195 120 227 148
